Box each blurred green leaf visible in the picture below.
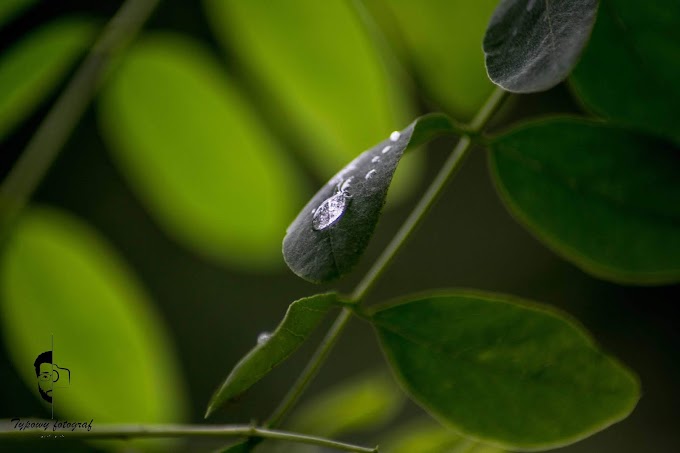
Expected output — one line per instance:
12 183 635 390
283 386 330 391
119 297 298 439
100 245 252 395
381 419 506 453
0 207 187 444
570 0 680 144
489 118 680 284
288 372 404 438
0 0 37 28
98 33 305 270
206 293 338 418
214 440 252 453
372 0 497 118
373 291 639 450
483 0 598 93
0 17 95 140
203 0 420 201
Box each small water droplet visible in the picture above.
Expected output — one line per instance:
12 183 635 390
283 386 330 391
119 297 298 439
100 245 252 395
365 169 377 180
390 131 401 142
371 156 380 163
257 332 271 345
381 145 392 154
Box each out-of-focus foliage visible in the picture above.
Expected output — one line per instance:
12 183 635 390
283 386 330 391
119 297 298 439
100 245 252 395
288 372 404 438
381 419 506 453
367 0 497 118
99 33 305 270
0 18 95 140
0 0 37 29
0 207 187 449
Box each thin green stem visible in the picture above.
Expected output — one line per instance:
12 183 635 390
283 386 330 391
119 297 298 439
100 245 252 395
351 87 508 302
0 422 376 452
266 307 353 428
263 87 508 433
0 0 160 227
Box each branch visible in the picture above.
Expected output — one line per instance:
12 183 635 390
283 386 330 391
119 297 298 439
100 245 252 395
0 422 377 453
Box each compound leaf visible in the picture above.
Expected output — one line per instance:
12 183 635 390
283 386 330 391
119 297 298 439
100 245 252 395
283 114 458 283
373 291 639 450
483 0 598 92
489 118 680 284
205 293 338 418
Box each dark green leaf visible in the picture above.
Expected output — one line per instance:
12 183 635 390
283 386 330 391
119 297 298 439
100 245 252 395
289 372 404 438
382 419 505 453
570 0 680 144
371 0 497 118
373 291 639 450
483 0 598 93
0 208 187 428
205 293 338 418
98 33 305 270
0 18 95 140
0 0 37 28
489 118 680 284
283 114 458 283
213 440 253 453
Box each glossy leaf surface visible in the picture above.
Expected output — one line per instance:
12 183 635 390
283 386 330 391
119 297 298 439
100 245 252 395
483 0 598 92
373 291 639 450
489 118 680 284
283 114 458 283
99 33 304 270
205 293 338 418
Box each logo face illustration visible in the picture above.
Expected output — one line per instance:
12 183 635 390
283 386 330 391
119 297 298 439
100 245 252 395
34 351 70 403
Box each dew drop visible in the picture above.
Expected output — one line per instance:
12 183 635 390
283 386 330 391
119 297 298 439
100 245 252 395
365 169 377 180
312 178 353 231
381 145 392 154
371 156 380 163
257 332 271 345
390 131 401 141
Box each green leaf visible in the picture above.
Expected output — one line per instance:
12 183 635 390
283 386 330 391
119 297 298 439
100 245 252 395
0 207 187 439
202 0 420 199
483 0 598 93
382 419 505 453
288 372 404 438
570 0 680 144
489 118 680 284
213 440 253 453
0 18 95 140
283 114 459 283
0 0 37 28
98 32 305 270
205 293 338 418
370 0 497 119
372 291 640 451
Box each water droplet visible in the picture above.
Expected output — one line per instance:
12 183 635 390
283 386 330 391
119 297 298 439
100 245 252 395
365 169 377 180
381 145 392 154
390 131 401 142
313 177 353 231
257 332 271 345
371 156 380 163
526 0 536 11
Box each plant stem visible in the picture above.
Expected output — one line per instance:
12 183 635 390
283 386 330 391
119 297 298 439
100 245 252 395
350 86 507 301
264 87 508 431
0 423 376 452
0 0 160 227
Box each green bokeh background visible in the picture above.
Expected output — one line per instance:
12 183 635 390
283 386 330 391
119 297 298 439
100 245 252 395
1 1 678 452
